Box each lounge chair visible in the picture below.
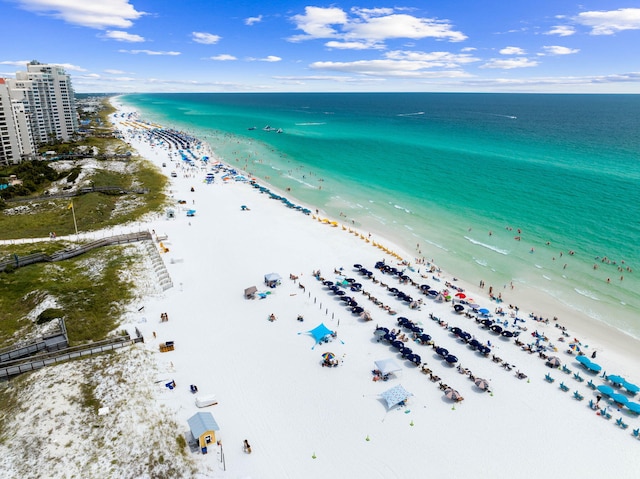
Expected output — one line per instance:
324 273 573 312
562 365 572 374
586 380 596 390
616 417 628 429
632 428 639 438
600 409 612 419
588 399 597 410
544 373 555 383
559 382 569 392
573 391 584 401
573 373 584 382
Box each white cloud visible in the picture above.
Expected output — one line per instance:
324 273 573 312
103 30 144 42
385 50 479 67
500 46 526 55
350 7 395 19
104 69 126 74
481 57 539 69
290 6 348 41
208 54 237 61
260 56 281 62
245 15 263 26
545 25 576 36
325 41 383 50
574 8 640 35
289 6 466 44
192 32 221 45
309 59 473 78
14 0 146 29
345 14 467 43
542 45 579 55
119 50 181 56
0 60 31 67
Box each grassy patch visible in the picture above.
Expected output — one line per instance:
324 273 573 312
0 244 139 344
0 157 168 240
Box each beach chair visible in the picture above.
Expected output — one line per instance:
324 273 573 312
544 373 555 383
588 399 597 410
559 382 569 392
573 372 584 382
616 417 628 429
632 428 639 439
587 380 596 390
573 391 584 401
600 409 612 419
562 365 572 374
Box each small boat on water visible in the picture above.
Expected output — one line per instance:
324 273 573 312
276 128 283 133
263 125 272 131
248 126 256 130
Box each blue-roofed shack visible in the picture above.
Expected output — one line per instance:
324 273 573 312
187 412 220 453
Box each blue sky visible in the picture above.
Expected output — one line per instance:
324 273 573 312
1 0 640 93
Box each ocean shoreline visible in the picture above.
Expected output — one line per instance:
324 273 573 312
115 95 640 376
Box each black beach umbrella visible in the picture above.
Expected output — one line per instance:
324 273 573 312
436 347 449 357
501 330 514 338
453 304 465 313
352 306 364 314
419 333 432 342
490 324 503 333
445 354 458 364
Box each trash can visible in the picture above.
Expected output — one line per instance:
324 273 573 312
201 446 208 454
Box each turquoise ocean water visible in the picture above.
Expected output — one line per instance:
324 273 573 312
120 93 640 339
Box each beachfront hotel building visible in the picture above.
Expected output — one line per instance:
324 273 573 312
0 79 35 166
0 61 78 165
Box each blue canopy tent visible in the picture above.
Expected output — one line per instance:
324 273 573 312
380 384 413 409
300 323 343 349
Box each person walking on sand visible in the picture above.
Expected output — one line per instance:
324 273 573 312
243 439 252 454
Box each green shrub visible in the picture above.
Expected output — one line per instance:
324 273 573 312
36 308 64 324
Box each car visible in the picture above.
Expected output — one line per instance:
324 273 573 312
171 171 177 177
162 162 166 167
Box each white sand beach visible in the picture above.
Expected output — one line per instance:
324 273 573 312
112 99 640 478
3 100 639 479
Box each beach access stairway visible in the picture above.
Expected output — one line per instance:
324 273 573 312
0 231 152 272
0 330 144 380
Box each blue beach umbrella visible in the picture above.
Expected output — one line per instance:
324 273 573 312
585 362 602 373
576 355 591 365
608 375 626 385
610 393 629 404
596 384 614 396
622 381 640 394
626 402 640 414
479 308 490 315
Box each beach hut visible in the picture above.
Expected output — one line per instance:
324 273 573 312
187 412 220 453
244 286 257 299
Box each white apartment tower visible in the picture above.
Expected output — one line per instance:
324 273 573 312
10 61 78 144
0 78 35 166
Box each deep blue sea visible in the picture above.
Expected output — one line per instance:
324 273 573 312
120 93 640 339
